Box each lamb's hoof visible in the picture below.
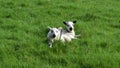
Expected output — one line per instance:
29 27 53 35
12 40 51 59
76 34 81 38
49 45 52 48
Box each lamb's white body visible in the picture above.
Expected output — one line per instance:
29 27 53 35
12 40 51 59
60 30 75 42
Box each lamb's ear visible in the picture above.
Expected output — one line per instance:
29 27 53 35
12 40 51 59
63 21 67 25
48 26 51 30
73 21 77 24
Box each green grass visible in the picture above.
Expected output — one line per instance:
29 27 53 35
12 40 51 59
0 0 120 68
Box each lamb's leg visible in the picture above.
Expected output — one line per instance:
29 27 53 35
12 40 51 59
75 34 81 38
48 39 53 48
72 34 81 39
49 42 52 48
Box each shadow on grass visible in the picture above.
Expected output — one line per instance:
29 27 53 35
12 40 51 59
96 42 108 49
80 41 88 46
111 25 120 29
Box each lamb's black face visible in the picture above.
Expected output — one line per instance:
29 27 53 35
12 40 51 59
63 21 76 32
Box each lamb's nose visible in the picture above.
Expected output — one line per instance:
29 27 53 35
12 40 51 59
70 27 72 31
53 34 56 38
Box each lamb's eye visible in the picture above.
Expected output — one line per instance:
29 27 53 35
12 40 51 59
51 30 53 33
67 24 69 26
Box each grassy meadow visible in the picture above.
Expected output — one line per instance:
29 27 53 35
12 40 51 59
0 0 120 68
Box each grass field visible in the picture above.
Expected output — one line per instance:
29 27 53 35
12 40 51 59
0 0 120 68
